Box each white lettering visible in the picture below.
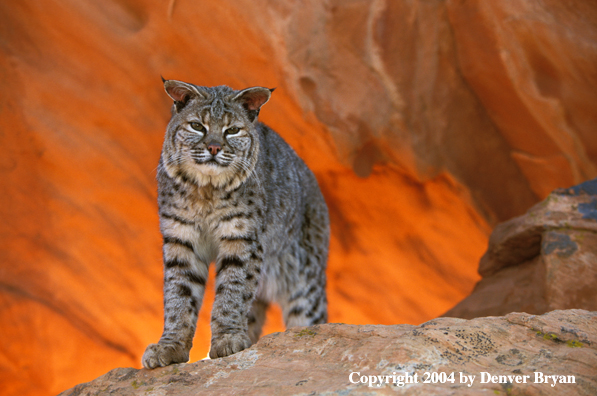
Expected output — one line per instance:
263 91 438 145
535 372 544 384
480 372 492 383
349 372 360 384
376 375 385 387
567 375 576 384
352 371 573 388
368 375 377 387
459 372 475 387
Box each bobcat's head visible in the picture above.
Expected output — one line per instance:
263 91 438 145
160 79 273 190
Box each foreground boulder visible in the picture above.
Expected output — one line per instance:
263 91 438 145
446 178 597 319
60 309 596 395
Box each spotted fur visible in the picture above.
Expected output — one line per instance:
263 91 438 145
142 80 329 368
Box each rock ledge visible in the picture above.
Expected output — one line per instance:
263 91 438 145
60 309 596 395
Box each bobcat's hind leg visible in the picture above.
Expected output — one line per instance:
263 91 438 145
281 244 328 328
282 201 329 328
282 279 327 328
247 298 269 343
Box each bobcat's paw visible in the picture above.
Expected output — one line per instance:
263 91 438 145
209 332 251 359
142 342 189 369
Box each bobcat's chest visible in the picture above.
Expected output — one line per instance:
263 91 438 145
194 186 258 235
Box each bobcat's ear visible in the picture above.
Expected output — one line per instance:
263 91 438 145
233 87 274 122
163 79 205 112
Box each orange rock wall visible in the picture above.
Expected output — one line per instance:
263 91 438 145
1 1 595 395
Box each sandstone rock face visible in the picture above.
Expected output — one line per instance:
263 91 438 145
446 0 597 200
60 310 597 396
446 178 597 319
2 1 597 395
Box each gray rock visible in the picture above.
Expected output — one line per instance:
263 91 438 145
446 179 597 318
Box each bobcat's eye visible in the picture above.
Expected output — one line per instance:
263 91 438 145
224 127 241 137
189 122 206 132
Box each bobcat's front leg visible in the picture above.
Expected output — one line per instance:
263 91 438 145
142 222 208 369
209 227 262 359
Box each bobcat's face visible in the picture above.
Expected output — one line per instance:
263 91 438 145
160 82 272 190
171 95 255 180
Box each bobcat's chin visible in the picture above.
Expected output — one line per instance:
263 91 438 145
187 164 239 190
196 162 226 176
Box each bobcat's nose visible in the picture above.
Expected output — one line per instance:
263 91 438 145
207 142 222 156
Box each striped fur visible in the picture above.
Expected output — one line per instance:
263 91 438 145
142 81 329 368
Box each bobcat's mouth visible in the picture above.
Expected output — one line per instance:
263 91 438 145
191 157 233 178
195 158 217 164
193 157 224 166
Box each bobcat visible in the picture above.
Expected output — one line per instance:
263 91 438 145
142 79 329 368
